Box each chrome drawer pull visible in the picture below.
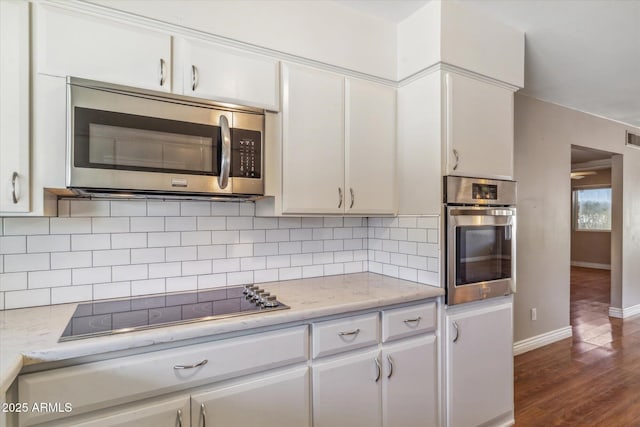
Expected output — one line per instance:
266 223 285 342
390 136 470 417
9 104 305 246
452 321 460 343
387 354 394 379
374 357 381 382
173 359 208 369
177 408 183 427
11 171 18 204
159 58 166 86
403 316 422 324
338 328 360 336
201 403 206 427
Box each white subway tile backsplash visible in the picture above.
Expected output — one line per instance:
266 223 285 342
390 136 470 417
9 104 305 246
279 267 302 281
323 217 343 228
148 262 181 278
389 228 407 241
418 270 439 286
398 241 417 255
52 285 92 304
407 255 428 270
266 229 289 242
374 251 390 264
417 243 438 258
73 267 111 285
181 231 211 246
131 248 165 264
212 230 240 244
354 250 368 261
227 244 253 258
50 218 92 234
301 217 324 228
279 217 301 229
0 272 27 291
132 278 165 296
353 227 368 238
240 230 265 243
182 260 212 276
111 200 147 217
368 261 382 273
344 261 364 274
407 228 427 242
344 239 364 251
92 217 129 234
197 217 226 231
267 255 290 269
333 228 353 239
72 234 111 251
4 253 50 272
226 216 253 230
166 246 197 262
390 253 408 267
302 265 323 278
131 217 164 232
241 256 266 271
166 276 197 292
254 269 279 283
301 240 323 253
181 201 211 216
290 228 312 241
279 241 302 255
197 245 227 260
291 253 313 267
313 252 333 265
382 240 398 253
93 281 131 299
4 218 49 236
28 269 71 289
211 202 240 216
427 257 439 272
428 229 439 244
5 288 50 309
383 264 399 277
335 251 354 263
212 258 240 273
239 203 255 216
111 233 147 249
398 217 417 228
165 217 196 231
148 232 181 248
147 201 180 217
112 264 148 282
417 216 439 229
197 273 227 289
27 235 70 253
324 263 344 276
93 249 130 267
399 267 418 282
344 217 364 227
227 271 253 285
253 243 278 256
0 236 26 254
324 240 343 252
254 217 278 229
313 228 333 240
70 200 110 217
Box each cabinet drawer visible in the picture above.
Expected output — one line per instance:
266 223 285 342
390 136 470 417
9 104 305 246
382 302 436 342
18 326 308 426
312 313 379 359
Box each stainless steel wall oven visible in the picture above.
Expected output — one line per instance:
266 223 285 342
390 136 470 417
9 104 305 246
444 176 517 305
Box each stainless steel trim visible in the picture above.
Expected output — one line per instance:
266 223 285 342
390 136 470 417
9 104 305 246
218 115 231 189
338 187 343 208
452 321 460 343
338 328 360 336
452 149 459 171
11 171 18 204
191 65 199 91
387 354 394 379
403 316 422 324
177 409 183 427
173 359 208 370
444 175 517 206
374 357 381 382
350 188 354 209
450 208 515 217
159 58 166 87
201 403 206 427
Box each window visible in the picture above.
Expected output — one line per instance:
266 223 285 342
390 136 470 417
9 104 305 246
573 188 612 231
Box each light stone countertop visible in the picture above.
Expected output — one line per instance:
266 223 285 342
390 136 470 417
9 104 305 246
0 273 443 395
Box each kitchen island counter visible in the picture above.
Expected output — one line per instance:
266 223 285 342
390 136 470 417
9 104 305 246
0 273 443 395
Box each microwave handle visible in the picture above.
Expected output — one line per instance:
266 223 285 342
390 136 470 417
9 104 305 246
218 115 231 189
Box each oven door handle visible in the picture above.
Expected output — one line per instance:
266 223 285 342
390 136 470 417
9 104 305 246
218 115 231 190
450 208 514 217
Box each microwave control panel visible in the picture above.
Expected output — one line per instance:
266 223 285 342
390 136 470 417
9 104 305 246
231 129 261 178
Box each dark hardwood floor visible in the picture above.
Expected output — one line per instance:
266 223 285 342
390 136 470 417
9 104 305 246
514 267 640 426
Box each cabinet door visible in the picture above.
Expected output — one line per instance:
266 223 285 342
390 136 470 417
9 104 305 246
55 395 189 427
182 39 279 110
313 349 382 427
281 63 345 214
447 302 513 427
444 72 514 179
191 367 310 427
35 4 171 91
382 335 438 427
0 0 30 212
345 78 396 215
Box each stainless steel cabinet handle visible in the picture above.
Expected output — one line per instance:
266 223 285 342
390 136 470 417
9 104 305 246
177 408 183 427
191 65 199 91
452 149 459 171
11 171 18 204
218 115 231 189
173 359 208 369
350 188 354 209
387 354 394 379
159 58 166 86
338 187 343 208
452 321 460 343
403 316 422 324
200 403 206 427
338 328 360 336
374 357 381 382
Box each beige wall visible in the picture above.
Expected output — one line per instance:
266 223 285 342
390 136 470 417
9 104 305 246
514 94 640 342
571 169 612 267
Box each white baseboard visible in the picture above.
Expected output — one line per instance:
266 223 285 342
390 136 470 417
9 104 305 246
513 326 573 356
570 261 611 270
608 304 640 319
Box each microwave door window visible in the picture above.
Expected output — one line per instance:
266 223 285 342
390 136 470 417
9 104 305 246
455 225 512 286
75 108 219 176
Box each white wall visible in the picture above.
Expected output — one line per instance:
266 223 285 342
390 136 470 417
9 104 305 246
514 94 640 342
86 0 397 80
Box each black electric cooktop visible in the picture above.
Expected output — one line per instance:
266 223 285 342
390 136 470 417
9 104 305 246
59 285 288 341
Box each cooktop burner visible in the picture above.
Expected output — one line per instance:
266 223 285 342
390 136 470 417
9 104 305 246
59 285 288 341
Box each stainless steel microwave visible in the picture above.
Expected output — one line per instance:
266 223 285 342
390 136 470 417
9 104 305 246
66 77 264 198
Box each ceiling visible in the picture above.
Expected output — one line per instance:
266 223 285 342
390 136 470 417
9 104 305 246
336 0 640 128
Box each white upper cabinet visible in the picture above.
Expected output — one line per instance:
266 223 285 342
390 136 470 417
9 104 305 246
345 78 396 215
444 72 514 180
281 63 345 215
180 39 280 110
34 4 172 91
0 0 30 213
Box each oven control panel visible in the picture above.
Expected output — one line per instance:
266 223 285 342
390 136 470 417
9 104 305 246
472 183 498 200
231 129 261 178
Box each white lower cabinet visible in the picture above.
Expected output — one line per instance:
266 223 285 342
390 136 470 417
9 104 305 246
313 348 382 427
382 335 438 427
191 367 310 427
445 300 513 427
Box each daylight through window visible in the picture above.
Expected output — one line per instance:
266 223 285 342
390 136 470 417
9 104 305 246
573 188 612 231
